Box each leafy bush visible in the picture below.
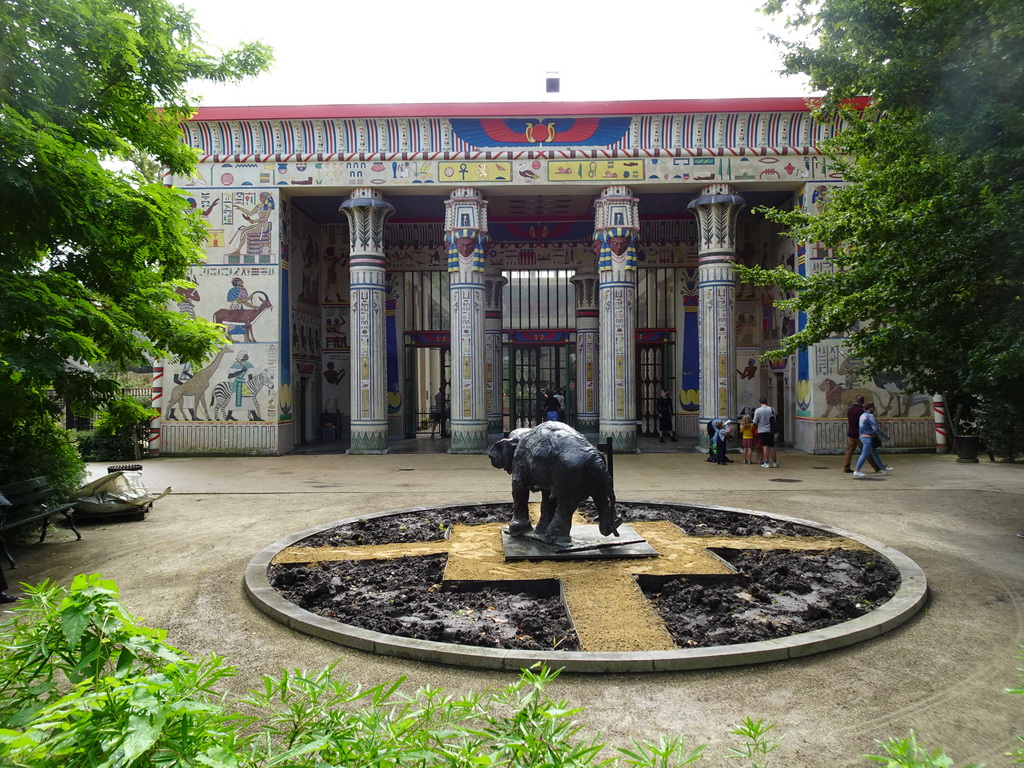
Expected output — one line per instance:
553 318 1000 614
71 392 156 462
0 575 1008 767
975 398 1024 462
71 428 132 462
0 417 85 502
93 393 157 461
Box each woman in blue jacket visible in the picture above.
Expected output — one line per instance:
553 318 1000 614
853 402 894 478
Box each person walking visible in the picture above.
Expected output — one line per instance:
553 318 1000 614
853 402 894 478
656 389 677 443
844 395 882 473
753 396 779 468
739 413 756 463
430 388 446 437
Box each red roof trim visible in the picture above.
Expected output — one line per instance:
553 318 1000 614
190 97 870 122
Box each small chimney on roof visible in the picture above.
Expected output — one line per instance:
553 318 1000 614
545 71 560 94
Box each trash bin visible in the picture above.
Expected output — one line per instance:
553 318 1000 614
954 435 980 463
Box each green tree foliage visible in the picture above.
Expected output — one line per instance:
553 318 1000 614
0 0 271 486
748 0 1024 419
78 390 160 461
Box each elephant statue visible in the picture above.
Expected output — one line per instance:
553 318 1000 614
487 421 621 549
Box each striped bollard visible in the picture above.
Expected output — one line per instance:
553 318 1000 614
932 393 949 453
149 366 163 457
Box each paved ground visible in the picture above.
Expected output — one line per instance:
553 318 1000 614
4 439 1023 766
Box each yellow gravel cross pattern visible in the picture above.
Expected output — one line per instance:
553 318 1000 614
273 513 870 653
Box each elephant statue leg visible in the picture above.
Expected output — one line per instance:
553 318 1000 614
507 479 533 536
595 494 622 538
532 491 559 539
542 496 576 549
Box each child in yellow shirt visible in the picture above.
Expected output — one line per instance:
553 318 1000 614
740 414 756 464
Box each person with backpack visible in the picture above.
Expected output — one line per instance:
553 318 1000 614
752 396 779 468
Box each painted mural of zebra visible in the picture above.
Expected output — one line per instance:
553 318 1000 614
211 369 275 421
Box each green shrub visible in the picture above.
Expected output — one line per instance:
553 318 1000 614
71 428 134 462
975 398 1024 462
0 575 1008 767
70 392 156 462
0 417 85 502
864 731 982 767
92 393 157 461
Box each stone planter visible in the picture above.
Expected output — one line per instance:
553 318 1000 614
954 434 980 463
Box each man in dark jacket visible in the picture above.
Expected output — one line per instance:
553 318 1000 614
844 395 881 473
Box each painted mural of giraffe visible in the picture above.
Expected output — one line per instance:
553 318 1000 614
164 346 231 421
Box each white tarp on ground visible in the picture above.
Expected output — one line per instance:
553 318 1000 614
73 471 171 515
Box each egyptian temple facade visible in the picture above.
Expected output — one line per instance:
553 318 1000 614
154 97 939 456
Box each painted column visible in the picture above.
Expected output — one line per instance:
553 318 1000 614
484 266 508 438
688 184 745 444
570 260 600 436
339 188 394 454
595 185 639 453
445 187 489 453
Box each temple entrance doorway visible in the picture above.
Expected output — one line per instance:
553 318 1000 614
636 343 674 437
406 346 451 437
507 344 575 432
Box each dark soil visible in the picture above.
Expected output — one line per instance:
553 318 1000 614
297 501 831 548
645 548 898 647
271 555 579 651
268 502 900 652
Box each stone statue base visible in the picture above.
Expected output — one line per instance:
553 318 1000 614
501 524 657 561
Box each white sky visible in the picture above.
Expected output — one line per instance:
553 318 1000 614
185 0 813 108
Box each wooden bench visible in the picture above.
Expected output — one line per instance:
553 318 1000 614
0 476 81 569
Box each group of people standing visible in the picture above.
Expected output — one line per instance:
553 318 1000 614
707 397 781 467
521 386 894 480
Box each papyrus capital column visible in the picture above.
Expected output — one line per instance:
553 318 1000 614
687 184 745 439
445 187 489 453
595 185 639 453
339 188 394 454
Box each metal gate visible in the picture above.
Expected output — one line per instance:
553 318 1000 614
508 345 573 430
636 344 672 436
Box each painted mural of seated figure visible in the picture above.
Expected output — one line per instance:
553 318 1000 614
227 192 274 256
